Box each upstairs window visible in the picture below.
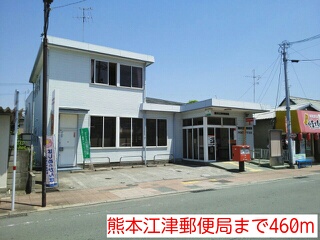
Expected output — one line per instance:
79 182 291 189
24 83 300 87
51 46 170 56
91 60 117 86
120 65 143 88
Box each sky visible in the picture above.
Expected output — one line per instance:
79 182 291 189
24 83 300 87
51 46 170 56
0 0 319 109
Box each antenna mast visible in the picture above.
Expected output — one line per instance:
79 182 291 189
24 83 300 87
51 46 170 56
245 69 261 102
77 7 92 41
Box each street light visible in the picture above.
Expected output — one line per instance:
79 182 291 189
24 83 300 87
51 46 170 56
42 0 53 208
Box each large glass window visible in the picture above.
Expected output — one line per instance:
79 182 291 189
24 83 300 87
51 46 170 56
193 117 203 126
109 62 117 85
90 116 116 147
120 65 131 87
90 116 103 147
147 119 167 147
120 65 143 88
223 118 236 125
96 61 108 84
157 119 167 146
208 117 221 125
104 117 116 147
91 60 117 86
132 118 143 147
132 67 142 88
146 119 156 146
120 118 143 147
183 129 187 158
120 118 131 147
183 119 192 126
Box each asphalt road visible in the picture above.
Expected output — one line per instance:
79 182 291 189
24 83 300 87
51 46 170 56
1 174 319 240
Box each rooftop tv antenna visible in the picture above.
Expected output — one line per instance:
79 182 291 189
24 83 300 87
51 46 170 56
245 69 261 102
76 7 92 41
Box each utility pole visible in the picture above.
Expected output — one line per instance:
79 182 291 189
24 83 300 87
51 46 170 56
245 69 260 102
280 41 294 168
42 0 53 208
277 34 320 168
11 90 19 211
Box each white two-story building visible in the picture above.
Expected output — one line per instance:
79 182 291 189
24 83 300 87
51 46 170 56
25 36 270 168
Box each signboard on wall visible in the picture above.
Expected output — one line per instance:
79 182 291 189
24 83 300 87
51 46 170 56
297 111 320 133
276 110 320 133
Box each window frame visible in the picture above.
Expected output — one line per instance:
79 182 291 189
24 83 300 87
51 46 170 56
90 116 116 148
146 118 167 147
120 117 143 148
120 64 143 89
91 59 117 86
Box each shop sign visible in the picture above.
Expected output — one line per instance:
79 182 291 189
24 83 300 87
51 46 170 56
297 111 320 133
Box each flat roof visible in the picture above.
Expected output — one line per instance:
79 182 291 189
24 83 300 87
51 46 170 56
29 36 155 83
141 98 271 113
47 36 155 65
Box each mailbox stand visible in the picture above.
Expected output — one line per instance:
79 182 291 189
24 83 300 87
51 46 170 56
232 145 251 172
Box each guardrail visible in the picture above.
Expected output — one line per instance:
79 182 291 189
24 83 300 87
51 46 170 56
254 148 270 166
254 148 270 159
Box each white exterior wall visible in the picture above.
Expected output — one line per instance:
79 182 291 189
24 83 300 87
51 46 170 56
32 73 44 166
43 47 177 165
144 111 175 161
173 113 183 160
47 48 145 116
27 38 264 166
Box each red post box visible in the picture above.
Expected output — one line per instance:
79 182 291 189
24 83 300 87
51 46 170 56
232 145 251 161
232 145 250 172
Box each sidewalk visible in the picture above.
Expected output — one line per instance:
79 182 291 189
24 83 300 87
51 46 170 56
1 161 319 217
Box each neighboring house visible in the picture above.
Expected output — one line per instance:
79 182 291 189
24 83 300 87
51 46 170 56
25 36 270 168
254 96 320 162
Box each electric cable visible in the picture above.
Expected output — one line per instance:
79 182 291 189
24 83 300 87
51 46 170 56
257 53 281 103
287 34 320 46
290 62 307 99
51 0 87 10
275 59 283 108
290 47 320 68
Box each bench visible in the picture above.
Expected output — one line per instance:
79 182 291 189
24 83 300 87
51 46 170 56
295 159 313 169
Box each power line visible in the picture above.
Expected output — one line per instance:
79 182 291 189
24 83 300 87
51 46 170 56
0 83 30 85
290 47 320 68
290 59 320 62
286 34 320 46
290 62 307 99
51 0 87 10
257 53 281 103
